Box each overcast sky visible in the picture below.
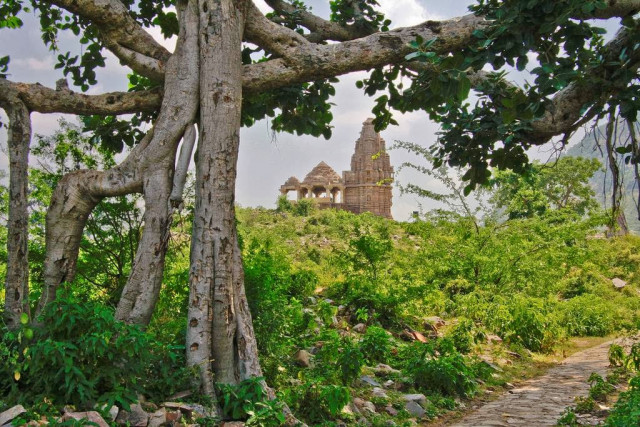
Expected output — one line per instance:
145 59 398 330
0 1 622 220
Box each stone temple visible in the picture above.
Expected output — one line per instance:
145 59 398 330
280 118 393 219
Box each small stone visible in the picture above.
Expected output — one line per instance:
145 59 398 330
385 405 398 416
405 401 426 418
220 422 246 427
338 305 346 313
115 403 148 426
487 334 503 344
612 278 627 289
166 410 182 423
384 420 397 427
359 375 381 387
506 351 521 359
373 363 401 376
383 380 395 388
295 349 312 367
425 316 446 328
148 408 167 427
308 296 317 304
353 398 376 414
402 393 427 407
63 411 109 427
162 402 192 412
353 323 367 333
479 356 504 372
372 387 388 399
167 390 192 400
108 406 119 421
324 298 334 305
0 405 26 426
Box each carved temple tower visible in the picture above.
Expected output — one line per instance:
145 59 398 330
280 118 394 219
342 118 393 218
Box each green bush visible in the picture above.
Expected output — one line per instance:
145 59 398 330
605 376 640 426
0 289 190 409
561 295 615 337
406 342 477 398
449 318 474 354
360 326 392 364
216 377 284 426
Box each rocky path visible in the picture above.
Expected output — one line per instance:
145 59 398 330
451 340 617 427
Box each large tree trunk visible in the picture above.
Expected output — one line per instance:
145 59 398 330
37 0 200 321
1 92 32 329
187 0 260 398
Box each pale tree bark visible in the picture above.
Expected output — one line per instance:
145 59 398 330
186 0 249 398
37 0 200 319
1 88 31 329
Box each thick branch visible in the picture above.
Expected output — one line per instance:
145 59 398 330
0 88 31 329
243 14 485 93
50 0 169 80
0 79 162 115
244 1 309 59
263 0 371 42
528 26 640 142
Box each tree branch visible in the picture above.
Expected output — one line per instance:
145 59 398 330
244 1 309 59
0 79 162 115
50 0 170 81
242 14 486 93
263 0 372 42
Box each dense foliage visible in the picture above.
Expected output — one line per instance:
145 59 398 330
2 127 640 424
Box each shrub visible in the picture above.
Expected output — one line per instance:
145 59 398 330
605 376 640 426
449 318 474 354
406 342 477 398
0 289 190 409
561 295 615 337
360 326 392 364
216 377 284 426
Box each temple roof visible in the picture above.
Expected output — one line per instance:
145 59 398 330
283 176 300 187
303 161 342 185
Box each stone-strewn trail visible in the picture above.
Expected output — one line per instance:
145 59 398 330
451 340 617 427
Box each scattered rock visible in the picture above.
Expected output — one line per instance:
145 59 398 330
63 411 109 427
479 356 504 372
324 298 334 305
383 380 395 389
148 408 166 427
295 349 312 367
162 402 192 412
106 405 119 421
385 405 398 416
0 405 26 426
405 400 426 418
353 398 376 414
308 296 317 304
338 305 346 314
115 403 149 426
359 375 381 387
612 278 627 289
190 403 217 419
402 393 427 407
384 420 397 427
506 351 522 359
487 334 503 344
220 422 246 427
425 316 446 328
373 363 401 376
167 390 192 400
372 387 388 399
165 410 182 423
353 323 367 333
401 329 428 343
